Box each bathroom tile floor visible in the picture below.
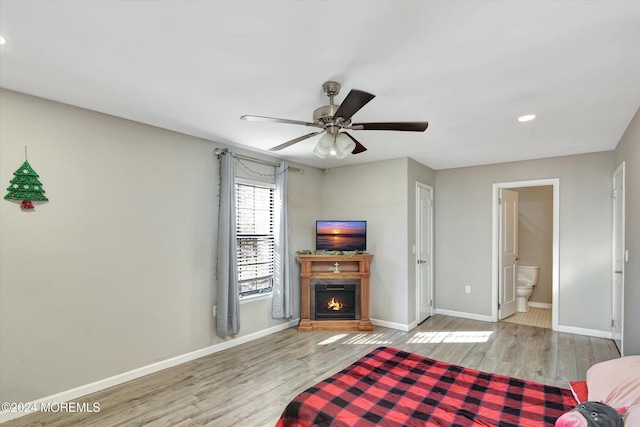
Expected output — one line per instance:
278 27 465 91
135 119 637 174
502 307 552 329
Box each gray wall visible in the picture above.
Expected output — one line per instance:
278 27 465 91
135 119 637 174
0 89 322 403
321 158 409 325
614 107 640 356
435 152 614 332
320 157 435 327
513 186 553 304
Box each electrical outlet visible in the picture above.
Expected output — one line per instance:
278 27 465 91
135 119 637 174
465 286 471 294
212 305 217 317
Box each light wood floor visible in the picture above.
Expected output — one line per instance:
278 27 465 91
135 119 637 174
4 314 619 427
502 307 552 329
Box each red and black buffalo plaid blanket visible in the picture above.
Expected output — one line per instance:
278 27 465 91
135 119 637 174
276 346 577 426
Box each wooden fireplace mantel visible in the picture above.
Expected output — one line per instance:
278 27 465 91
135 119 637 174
297 253 374 332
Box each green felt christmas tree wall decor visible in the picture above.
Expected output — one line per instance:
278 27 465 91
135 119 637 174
5 149 48 210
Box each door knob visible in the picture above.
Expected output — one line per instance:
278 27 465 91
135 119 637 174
417 259 426 264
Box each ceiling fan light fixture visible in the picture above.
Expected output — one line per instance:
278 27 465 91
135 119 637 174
334 133 356 159
313 133 334 159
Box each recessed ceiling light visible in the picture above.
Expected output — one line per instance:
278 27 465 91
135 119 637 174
0 35 6 45
518 114 536 122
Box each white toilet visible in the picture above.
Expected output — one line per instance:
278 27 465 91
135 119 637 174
516 265 539 312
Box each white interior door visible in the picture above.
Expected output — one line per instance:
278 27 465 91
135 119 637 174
499 189 518 320
612 163 625 353
416 184 433 324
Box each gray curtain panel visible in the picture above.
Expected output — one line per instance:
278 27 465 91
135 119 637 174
272 161 293 319
216 150 240 337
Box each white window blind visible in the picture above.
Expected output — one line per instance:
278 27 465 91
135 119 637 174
236 181 275 297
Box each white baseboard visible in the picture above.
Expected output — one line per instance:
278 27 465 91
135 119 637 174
434 309 611 340
528 302 552 309
435 309 493 323
0 318 300 424
370 317 411 331
556 324 612 339
432 308 611 340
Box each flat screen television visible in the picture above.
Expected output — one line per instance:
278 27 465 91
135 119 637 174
316 220 366 251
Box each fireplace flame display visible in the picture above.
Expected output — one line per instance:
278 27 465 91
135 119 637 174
326 297 345 311
312 282 358 320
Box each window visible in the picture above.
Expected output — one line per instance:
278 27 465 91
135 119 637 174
236 179 275 298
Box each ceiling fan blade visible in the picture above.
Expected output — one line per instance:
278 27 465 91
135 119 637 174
269 131 325 151
333 90 375 121
241 115 324 129
351 122 429 132
343 132 367 154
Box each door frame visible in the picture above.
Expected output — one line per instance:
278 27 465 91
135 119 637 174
491 178 560 330
612 162 625 355
415 182 434 324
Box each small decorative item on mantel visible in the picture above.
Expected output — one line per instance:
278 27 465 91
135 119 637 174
4 147 49 210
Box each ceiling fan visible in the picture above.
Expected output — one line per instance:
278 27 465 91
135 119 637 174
240 81 428 159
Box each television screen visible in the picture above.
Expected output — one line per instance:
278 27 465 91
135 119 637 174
316 220 366 251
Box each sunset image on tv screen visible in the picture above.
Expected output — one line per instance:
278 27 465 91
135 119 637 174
316 221 366 251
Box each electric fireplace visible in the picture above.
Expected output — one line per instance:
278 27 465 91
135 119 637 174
297 253 374 331
311 279 361 320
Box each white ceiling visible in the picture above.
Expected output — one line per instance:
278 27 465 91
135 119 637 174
1 1 639 170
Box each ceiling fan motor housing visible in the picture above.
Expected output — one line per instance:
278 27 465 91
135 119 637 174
314 104 344 125
314 81 351 129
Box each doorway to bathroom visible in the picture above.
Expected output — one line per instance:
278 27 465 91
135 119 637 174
491 179 559 330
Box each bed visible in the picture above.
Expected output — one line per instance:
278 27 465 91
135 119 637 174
276 346 577 427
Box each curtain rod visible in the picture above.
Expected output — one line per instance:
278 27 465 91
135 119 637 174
214 148 304 174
